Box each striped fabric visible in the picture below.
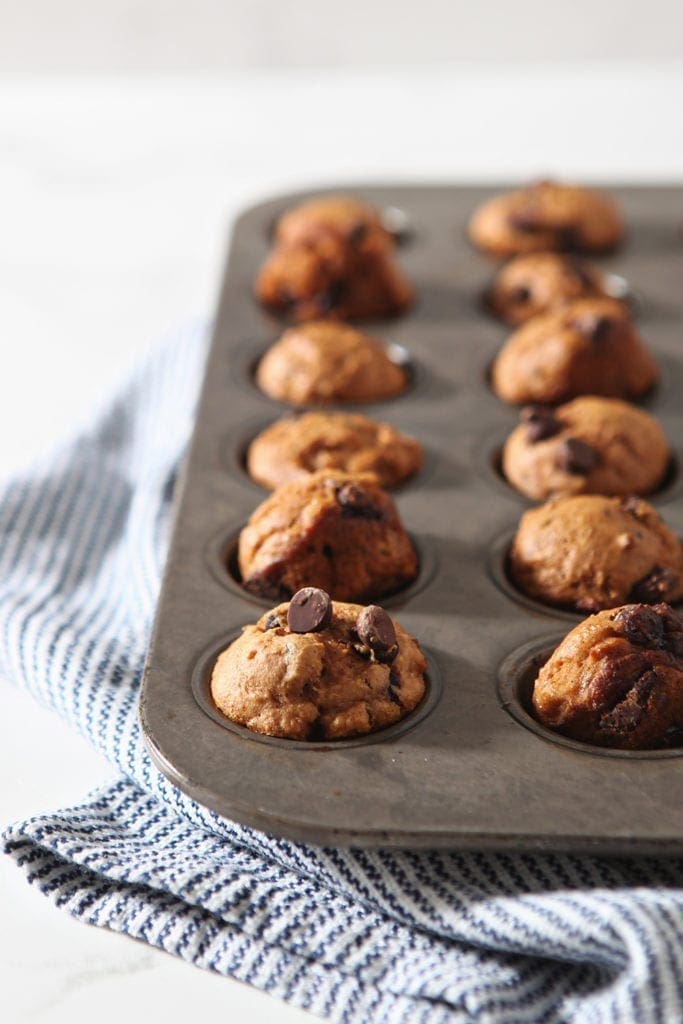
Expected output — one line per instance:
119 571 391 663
2 325 683 1024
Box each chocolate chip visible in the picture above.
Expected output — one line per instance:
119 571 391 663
628 567 677 604
613 605 665 647
263 613 281 630
316 280 346 314
512 285 531 304
508 210 543 234
287 587 332 634
348 222 367 245
356 605 398 663
387 669 403 705
335 482 382 519
524 411 562 444
557 438 600 475
243 574 292 602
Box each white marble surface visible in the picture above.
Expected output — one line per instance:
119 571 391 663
1 66 683 1023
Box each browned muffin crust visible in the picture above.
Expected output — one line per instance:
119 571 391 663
486 253 610 325
510 495 683 612
255 321 408 406
210 597 427 740
246 411 422 490
491 298 657 405
237 471 418 602
501 396 670 501
468 180 623 258
533 604 683 749
255 196 413 321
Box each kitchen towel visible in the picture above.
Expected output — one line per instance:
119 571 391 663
3 324 683 1024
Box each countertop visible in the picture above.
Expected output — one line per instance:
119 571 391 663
2 65 682 1023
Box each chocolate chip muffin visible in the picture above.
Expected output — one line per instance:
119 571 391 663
246 411 422 491
510 496 683 612
502 397 670 501
210 593 423 745
468 180 623 258
210 590 427 740
485 253 612 325
491 298 657 405
255 196 413 321
237 470 418 602
532 603 683 749
255 321 409 406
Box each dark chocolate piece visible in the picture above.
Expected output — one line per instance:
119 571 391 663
557 437 600 475
335 482 382 519
613 605 665 648
629 567 677 604
263 613 281 630
287 587 333 634
356 605 398 663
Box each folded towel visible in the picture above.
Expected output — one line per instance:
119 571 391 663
3 325 683 1024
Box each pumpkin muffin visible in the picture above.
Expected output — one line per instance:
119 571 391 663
485 253 612 325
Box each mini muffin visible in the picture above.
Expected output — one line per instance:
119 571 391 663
491 298 657 405
246 411 422 490
502 397 670 501
210 590 427 740
485 253 612 325
510 495 683 612
532 603 683 749
468 180 623 258
237 470 418 602
255 321 408 405
255 196 413 321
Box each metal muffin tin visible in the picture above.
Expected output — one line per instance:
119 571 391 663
140 185 683 853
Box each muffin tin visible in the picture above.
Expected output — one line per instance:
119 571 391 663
140 185 683 852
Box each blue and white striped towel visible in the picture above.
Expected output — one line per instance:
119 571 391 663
3 325 683 1024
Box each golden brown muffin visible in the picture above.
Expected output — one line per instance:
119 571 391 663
468 180 623 258
255 196 413 321
210 592 427 740
510 496 683 612
246 411 422 490
501 397 670 501
237 470 418 602
255 321 408 406
486 253 611 325
490 298 657 405
532 603 683 749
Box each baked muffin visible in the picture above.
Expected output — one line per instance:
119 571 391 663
210 590 427 740
468 180 623 258
255 321 408 405
237 470 418 602
491 298 657 405
532 603 683 749
502 397 670 501
485 253 611 325
510 496 683 612
246 411 422 490
255 196 413 321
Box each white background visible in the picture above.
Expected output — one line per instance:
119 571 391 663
1 5 683 1020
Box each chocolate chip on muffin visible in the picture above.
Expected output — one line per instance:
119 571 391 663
491 298 657 406
255 321 408 406
246 411 422 490
509 495 683 612
237 470 418 603
255 195 413 321
501 396 670 501
468 180 623 258
210 593 427 740
532 603 683 749
486 253 611 324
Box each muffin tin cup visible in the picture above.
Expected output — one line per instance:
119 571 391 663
140 184 683 852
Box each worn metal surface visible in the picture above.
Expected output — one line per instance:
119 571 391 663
140 185 683 851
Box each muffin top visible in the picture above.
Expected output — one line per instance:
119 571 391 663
486 252 611 325
510 495 683 612
501 396 670 501
491 298 657 405
246 411 422 490
533 603 683 749
210 591 427 741
273 196 391 250
255 322 408 405
237 470 418 603
468 180 623 258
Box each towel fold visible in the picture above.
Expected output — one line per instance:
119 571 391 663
3 325 683 1024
